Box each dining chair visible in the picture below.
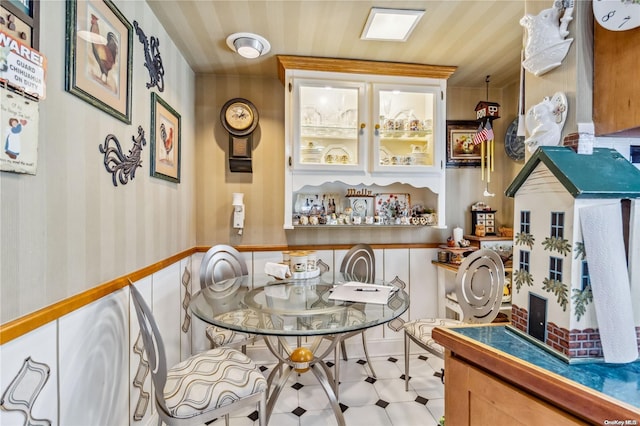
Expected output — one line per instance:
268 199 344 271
200 244 259 353
325 243 377 378
130 283 267 426
403 249 504 390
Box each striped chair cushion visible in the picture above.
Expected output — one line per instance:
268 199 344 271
403 318 461 356
205 309 260 347
164 347 267 418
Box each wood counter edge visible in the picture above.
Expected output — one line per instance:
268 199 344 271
432 325 640 424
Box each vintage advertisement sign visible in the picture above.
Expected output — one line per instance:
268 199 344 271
0 30 46 99
1 85 39 174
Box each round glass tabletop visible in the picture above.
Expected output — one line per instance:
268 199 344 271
189 273 409 337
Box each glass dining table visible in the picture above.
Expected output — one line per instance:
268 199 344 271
189 272 409 426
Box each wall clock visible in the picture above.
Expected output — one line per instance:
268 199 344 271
593 0 640 31
220 98 259 173
504 117 525 162
221 98 258 136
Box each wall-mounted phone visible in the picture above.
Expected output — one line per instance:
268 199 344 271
232 192 245 234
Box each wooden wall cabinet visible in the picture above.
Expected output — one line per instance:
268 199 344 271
593 25 640 136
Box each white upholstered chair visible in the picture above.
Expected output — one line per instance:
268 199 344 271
403 249 504 390
199 245 259 353
130 283 267 426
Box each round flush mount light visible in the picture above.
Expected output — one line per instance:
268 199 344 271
226 32 271 59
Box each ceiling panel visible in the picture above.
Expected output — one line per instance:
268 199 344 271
146 0 526 88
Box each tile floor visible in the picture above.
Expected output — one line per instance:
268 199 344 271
218 352 445 426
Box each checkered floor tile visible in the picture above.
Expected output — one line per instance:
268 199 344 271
212 352 444 425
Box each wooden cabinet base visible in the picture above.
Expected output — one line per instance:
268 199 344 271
445 355 587 425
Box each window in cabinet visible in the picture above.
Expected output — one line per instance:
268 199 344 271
294 80 366 171
374 85 437 171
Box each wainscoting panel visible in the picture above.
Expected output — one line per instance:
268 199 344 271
58 289 129 425
0 321 57 425
152 262 182 368
409 248 440 320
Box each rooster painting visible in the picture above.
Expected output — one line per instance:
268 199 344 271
89 14 118 85
159 123 174 164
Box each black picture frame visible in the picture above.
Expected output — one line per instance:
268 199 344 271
446 120 482 167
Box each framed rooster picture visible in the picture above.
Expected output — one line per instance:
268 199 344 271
65 0 132 124
150 93 181 183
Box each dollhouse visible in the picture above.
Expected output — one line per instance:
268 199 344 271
505 146 640 362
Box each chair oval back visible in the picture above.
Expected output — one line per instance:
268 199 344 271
454 249 504 324
200 245 248 290
130 284 170 413
340 244 375 283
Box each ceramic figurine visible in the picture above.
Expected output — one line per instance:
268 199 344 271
520 0 574 76
524 92 567 153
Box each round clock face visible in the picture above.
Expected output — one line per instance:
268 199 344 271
593 0 640 31
504 117 525 162
221 98 258 136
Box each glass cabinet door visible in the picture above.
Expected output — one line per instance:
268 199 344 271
372 85 437 172
293 79 366 171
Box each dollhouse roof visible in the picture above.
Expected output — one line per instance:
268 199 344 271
505 146 640 199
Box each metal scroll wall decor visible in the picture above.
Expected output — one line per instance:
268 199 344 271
98 125 146 186
133 21 165 92
0 357 52 425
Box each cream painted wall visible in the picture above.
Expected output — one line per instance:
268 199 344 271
195 74 287 247
195 75 522 247
0 0 196 323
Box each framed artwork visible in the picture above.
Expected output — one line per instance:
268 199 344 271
150 92 181 183
65 0 132 123
446 120 482 167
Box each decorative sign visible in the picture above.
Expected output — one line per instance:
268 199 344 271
0 30 46 98
1 84 38 174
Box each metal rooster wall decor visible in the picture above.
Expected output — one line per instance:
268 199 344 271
133 20 165 92
99 126 146 186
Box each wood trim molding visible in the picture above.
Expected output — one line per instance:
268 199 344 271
277 55 457 85
1 243 440 344
197 243 441 252
0 248 196 345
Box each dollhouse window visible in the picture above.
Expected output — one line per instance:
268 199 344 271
581 261 591 290
549 256 563 282
519 250 530 271
520 210 531 233
550 212 564 238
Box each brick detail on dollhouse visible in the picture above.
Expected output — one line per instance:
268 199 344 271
562 132 579 152
512 303 640 360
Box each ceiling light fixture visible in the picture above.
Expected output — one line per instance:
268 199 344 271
360 7 425 42
226 32 271 59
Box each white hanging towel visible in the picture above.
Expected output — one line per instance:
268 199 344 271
580 203 638 363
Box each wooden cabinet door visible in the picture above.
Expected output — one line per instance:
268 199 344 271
445 356 588 425
593 24 640 136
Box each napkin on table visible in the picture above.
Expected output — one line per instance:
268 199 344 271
265 262 291 280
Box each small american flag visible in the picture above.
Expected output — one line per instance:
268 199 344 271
485 120 494 141
472 123 488 145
